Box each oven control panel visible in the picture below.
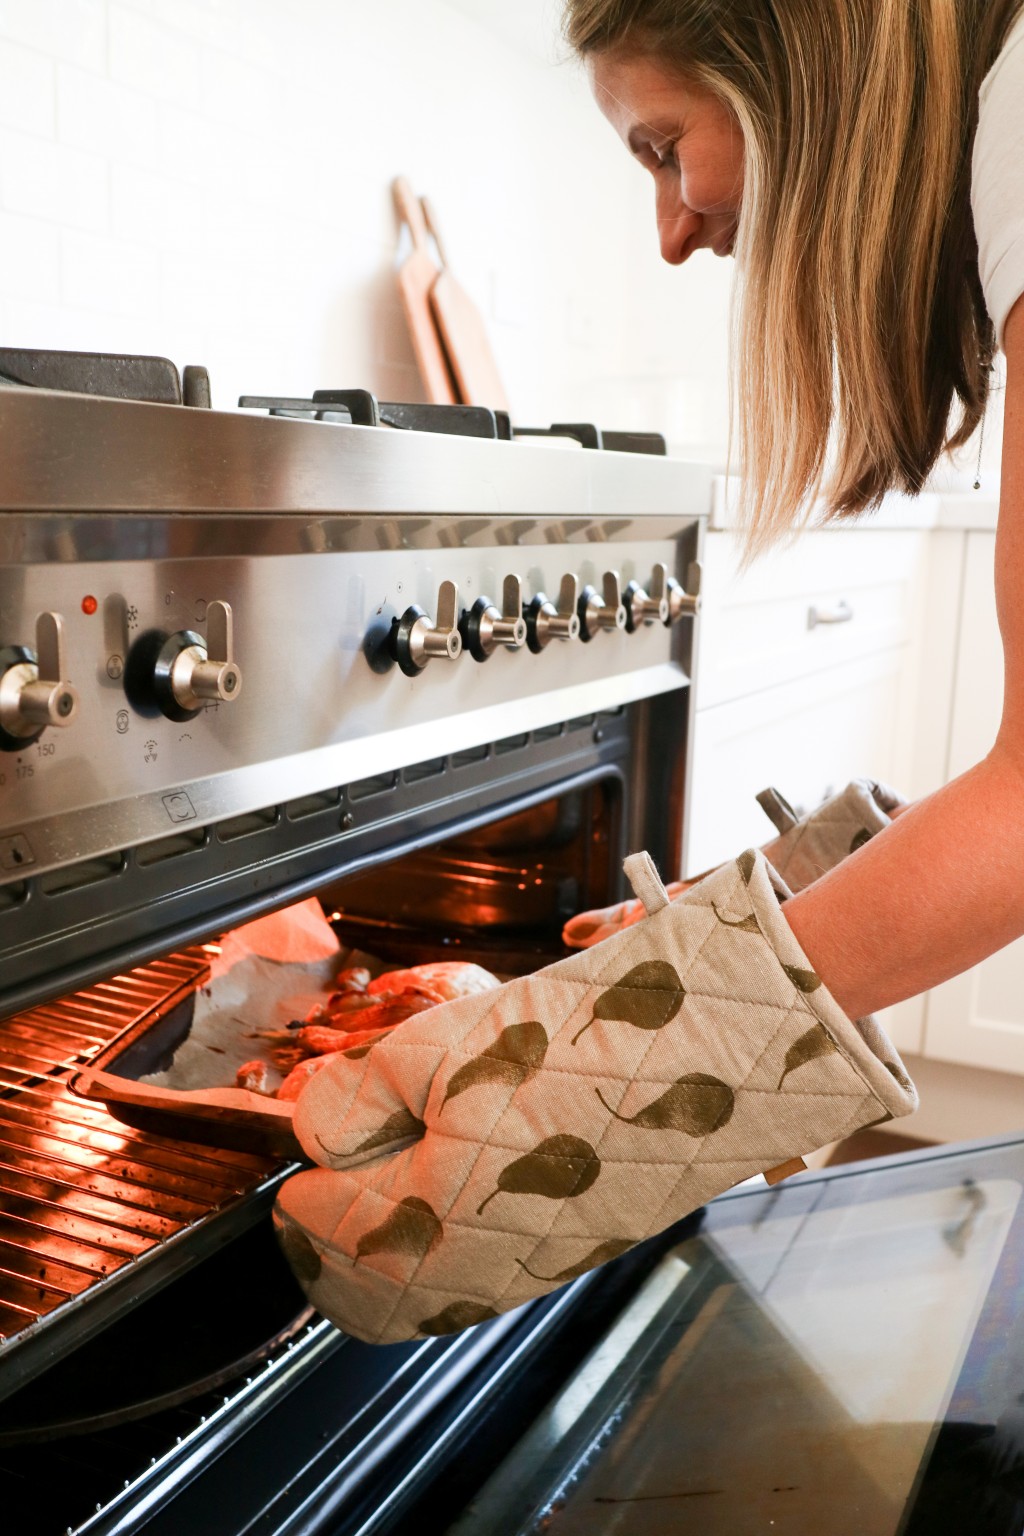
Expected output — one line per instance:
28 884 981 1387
0 520 703 882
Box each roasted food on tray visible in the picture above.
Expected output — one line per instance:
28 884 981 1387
240 960 501 1102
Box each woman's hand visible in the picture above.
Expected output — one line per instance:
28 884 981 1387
563 777 910 951
562 880 694 949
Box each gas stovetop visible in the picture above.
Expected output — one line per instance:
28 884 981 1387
0 346 668 455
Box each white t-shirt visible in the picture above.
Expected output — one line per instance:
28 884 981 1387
973 9 1024 348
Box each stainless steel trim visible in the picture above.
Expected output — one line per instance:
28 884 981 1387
0 388 713 518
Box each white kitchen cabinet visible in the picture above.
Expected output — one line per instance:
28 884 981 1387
684 523 931 1057
695 527 928 709
919 532 1024 1076
685 648 910 877
686 526 929 874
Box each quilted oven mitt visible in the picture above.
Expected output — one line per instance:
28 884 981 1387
758 776 906 892
562 776 907 948
274 846 917 1346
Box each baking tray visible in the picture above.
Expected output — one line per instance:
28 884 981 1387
71 958 302 1159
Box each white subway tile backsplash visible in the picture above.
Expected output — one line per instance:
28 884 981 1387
0 36 56 138
109 4 202 109
60 227 161 316
0 0 106 74
111 162 203 249
0 210 61 300
157 100 238 189
57 64 160 167
0 127 107 231
2 296 142 352
198 47 278 125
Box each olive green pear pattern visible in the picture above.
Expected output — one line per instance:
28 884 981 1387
517 1238 634 1283
777 1024 838 1088
477 1134 600 1216
355 1196 442 1264
737 849 757 883
316 1104 425 1161
712 903 761 933
419 1300 501 1336
596 1072 735 1135
885 1060 913 1091
571 960 685 1045
278 1223 321 1286
342 1041 375 1060
440 1020 548 1110
782 963 821 994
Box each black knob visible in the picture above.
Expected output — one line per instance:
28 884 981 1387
124 629 204 722
459 596 495 663
387 581 462 676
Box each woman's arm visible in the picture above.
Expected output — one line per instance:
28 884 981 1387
782 295 1024 1021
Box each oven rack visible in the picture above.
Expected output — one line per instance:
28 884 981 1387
0 954 288 1404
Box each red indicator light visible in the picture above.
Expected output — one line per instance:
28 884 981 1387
82 595 98 615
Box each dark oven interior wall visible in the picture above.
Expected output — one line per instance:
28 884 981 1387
0 701 686 1020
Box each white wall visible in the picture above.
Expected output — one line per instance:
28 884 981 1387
0 0 734 455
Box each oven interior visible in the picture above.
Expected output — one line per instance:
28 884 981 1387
0 725 662 1536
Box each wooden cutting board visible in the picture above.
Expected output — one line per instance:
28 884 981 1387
392 177 457 405
421 196 510 413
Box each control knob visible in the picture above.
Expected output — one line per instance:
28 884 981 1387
524 574 580 652
0 611 79 752
390 580 462 676
459 575 527 662
125 600 242 722
657 559 701 623
622 570 670 631
577 571 627 641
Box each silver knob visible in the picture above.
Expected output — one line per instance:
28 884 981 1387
392 580 463 675
525 573 580 652
654 561 701 624
460 574 528 662
166 600 242 712
623 567 670 631
578 570 627 641
0 611 79 743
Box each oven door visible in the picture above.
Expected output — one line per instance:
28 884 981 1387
450 1133 1024 1536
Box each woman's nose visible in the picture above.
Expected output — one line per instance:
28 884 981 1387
655 181 701 265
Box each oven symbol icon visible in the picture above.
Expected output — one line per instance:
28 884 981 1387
162 792 197 824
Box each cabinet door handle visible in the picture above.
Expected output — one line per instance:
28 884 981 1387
807 599 853 630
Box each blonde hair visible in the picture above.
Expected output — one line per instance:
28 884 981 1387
564 0 1022 555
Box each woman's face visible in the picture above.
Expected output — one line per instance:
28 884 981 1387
588 51 744 265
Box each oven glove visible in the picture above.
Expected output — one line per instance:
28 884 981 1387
562 776 907 949
758 776 906 895
274 847 917 1346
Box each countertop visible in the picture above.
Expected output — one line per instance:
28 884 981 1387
708 477 1000 534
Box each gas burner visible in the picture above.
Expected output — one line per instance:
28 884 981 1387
0 346 667 455
239 390 667 455
238 389 513 440
0 347 211 407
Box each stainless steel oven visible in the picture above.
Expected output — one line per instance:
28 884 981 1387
0 355 709 1535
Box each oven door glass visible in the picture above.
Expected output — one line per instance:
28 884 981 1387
449 1136 1024 1536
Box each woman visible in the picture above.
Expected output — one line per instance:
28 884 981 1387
562 0 1024 1025
272 0 1024 1346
